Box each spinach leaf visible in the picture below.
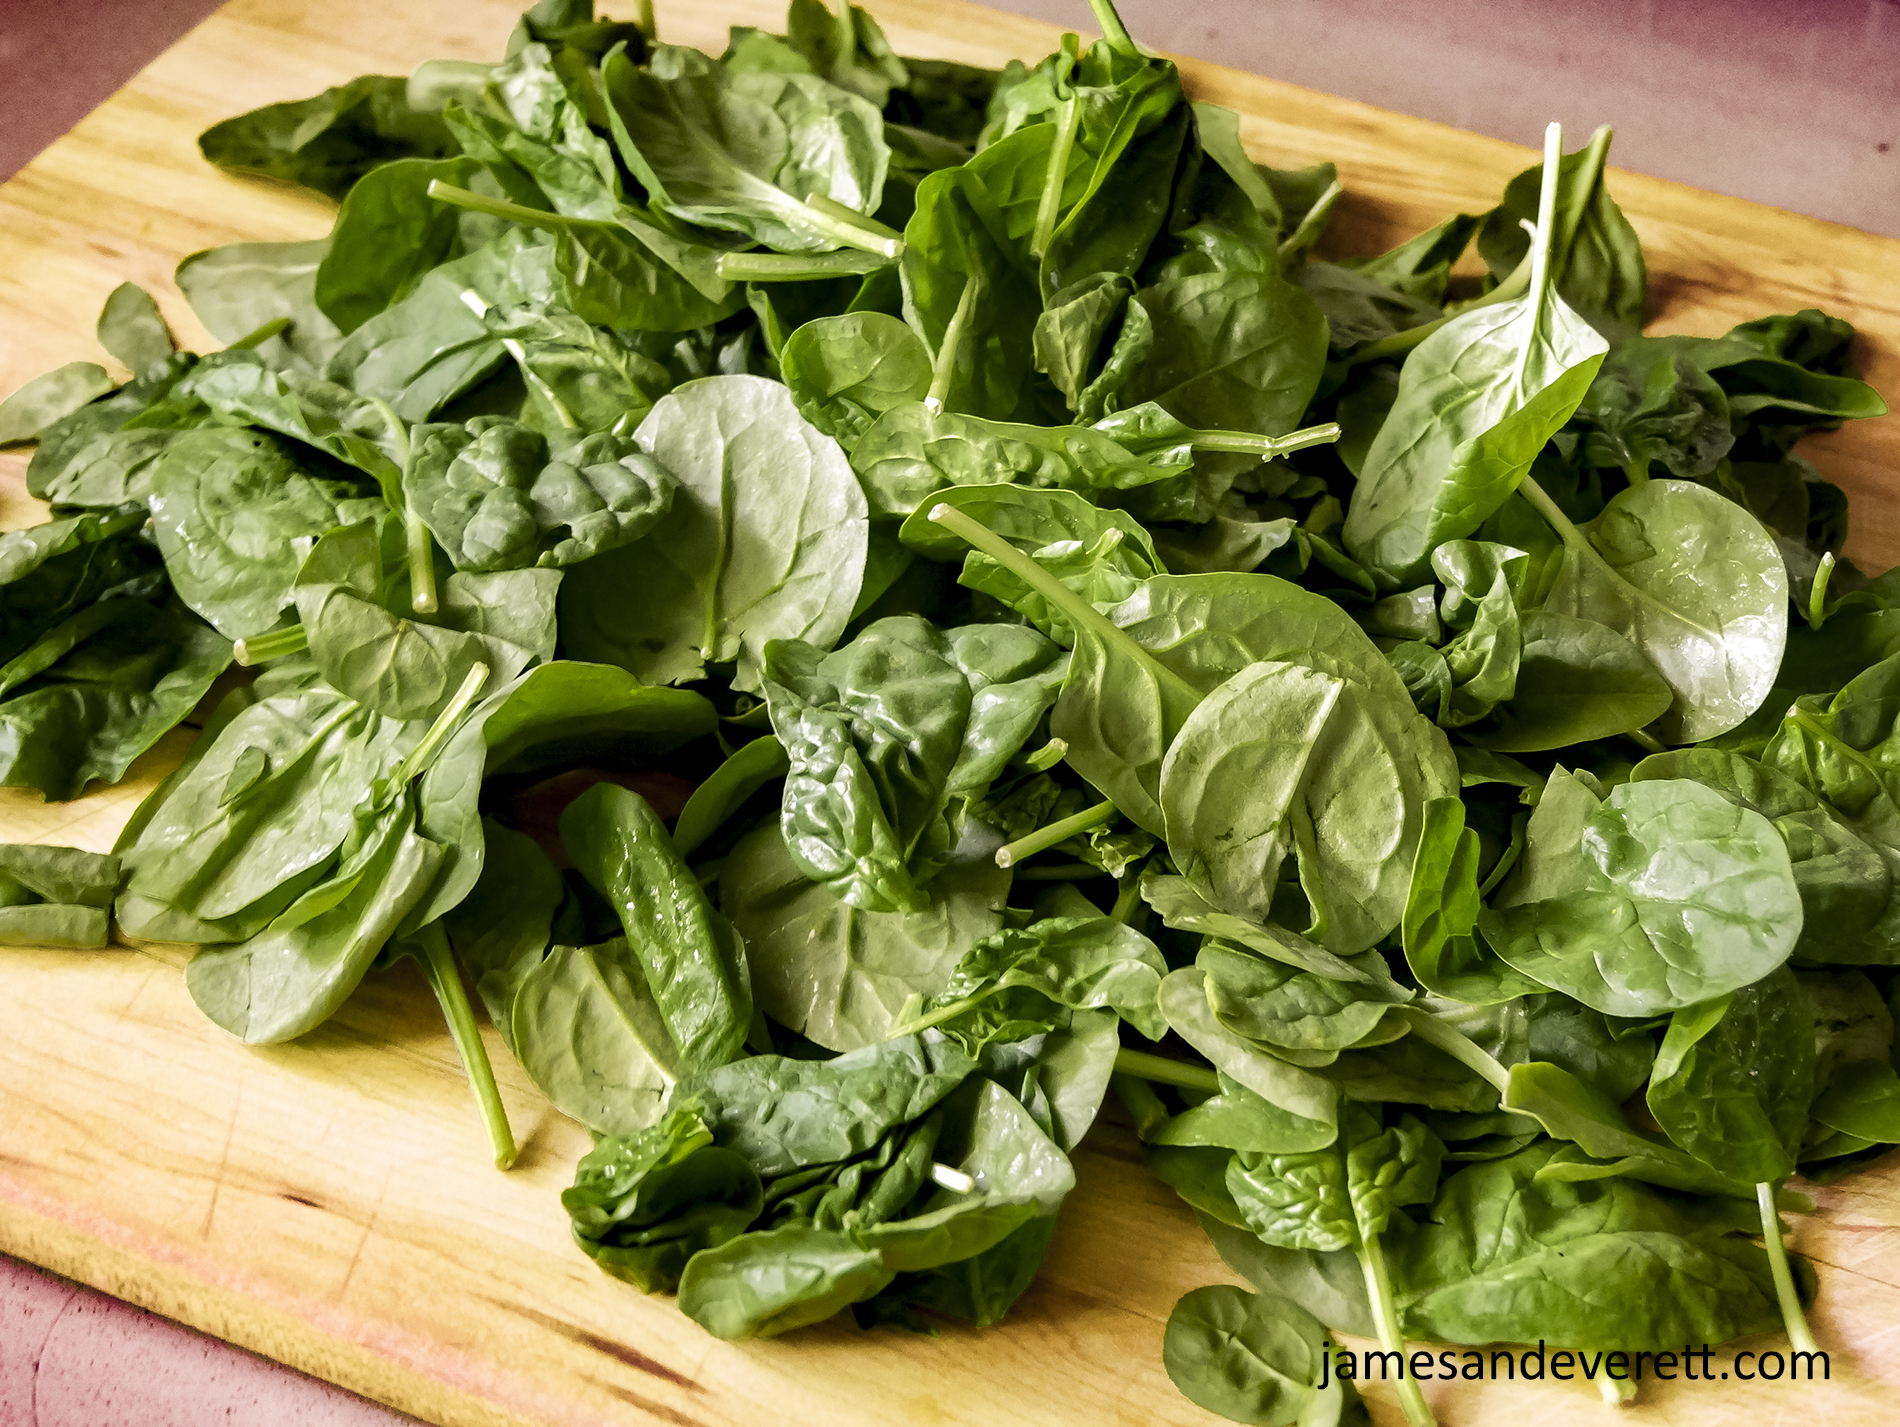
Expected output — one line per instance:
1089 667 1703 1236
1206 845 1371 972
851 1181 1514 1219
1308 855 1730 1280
899 913 1168 1048
1222 1103 1441 1427
1481 778 1802 1015
1646 966 1813 1184
145 428 382 640
1475 125 1646 340
674 734 789 858
405 417 675 570
513 935 687 1135
1506 1062 1752 1196
199 75 458 201
414 660 717 929
778 311 932 444
1391 1142 1784 1350
720 822 1008 1051
558 375 868 692
95 283 175 372
602 44 900 256
1531 477 1788 743
1633 747 1898 964
1343 127 1609 588
1159 967 1339 1142
560 782 753 1071
1119 270 1329 443
1160 655 1455 954
850 402 1190 519
563 1107 762 1293
0 598 232 803
315 156 481 333
175 240 344 376
183 790 447 1043
1402 797 1542 1004
764 615 1063 911
1163 1284 1360 1427
0 843 121 949
0 364 114 445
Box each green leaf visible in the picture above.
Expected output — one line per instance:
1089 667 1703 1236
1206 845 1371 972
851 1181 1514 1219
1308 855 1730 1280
1159 967 1338 1140
1540 478 1789 743
1402 797 1542 1004
719 822 1009 1052
1646 966 1813 1183
315 156 481 333
850 402 1188 520
1160 655 1455 953
1163 1284 1354 1427
0 364 114 445
560 782 752 1072
674 735 788 859
764 615 1063 910
406 419 675 571
513 937 685 1135
1481 778 1802 1016
558 375 868 692
601 44 893 254
562 1107 762 1292
184 793 446 1043
175 240 343 376
1342 318 1605 589
779 311 932 446
198 74 458 201
95 284 175 371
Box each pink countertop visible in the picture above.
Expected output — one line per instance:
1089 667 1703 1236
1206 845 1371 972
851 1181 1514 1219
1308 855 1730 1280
2 1 1897 1425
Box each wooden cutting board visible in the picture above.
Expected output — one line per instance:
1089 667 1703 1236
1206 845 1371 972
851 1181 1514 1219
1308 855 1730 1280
3 2 1900 1424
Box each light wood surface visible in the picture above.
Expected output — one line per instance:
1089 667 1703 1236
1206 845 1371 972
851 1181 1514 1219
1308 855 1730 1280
2 2 1899 1424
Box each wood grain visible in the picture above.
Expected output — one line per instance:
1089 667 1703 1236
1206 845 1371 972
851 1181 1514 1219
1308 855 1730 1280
1 1 1898 1424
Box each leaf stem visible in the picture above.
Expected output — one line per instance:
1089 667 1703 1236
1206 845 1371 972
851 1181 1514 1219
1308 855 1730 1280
928 503 1203 709
365 396 436 615
1086 0 1139 54
1809 551 1836 629
925 275 981 414
798 193 906 260
1626 727 1667 755
1514 473 1590 552
637 0 656 38
1110 867 1145 924
389 662 490 790
1030 95 1082 260
1598 1374 1637 1407
415 922 518 1170
1189 421 1341 457
1111 1071 1172 1139
406 504 440 615
1758 1180 1817 1354
714 249 889 282
1359 1233 1437 1427
228 316 291 351
996 798 1115 868
1276 179 1343 260
1395 1007 1512 1094
427 180 560 228
1113 1047 1220 1094
1508 122 1565 398
233 624 309 667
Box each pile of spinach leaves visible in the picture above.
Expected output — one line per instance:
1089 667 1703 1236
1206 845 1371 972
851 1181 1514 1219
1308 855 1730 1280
2 0 1896 1419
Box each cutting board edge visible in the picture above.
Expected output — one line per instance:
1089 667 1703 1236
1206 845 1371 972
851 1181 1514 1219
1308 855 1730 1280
0 1195 539 1427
